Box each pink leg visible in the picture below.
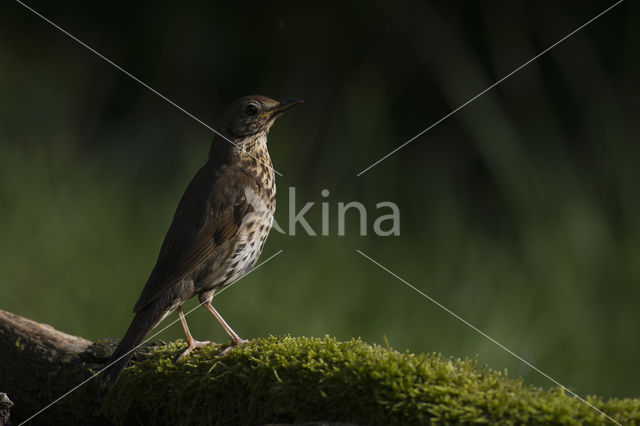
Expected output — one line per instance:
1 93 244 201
200 301 248 353
176 306 212 360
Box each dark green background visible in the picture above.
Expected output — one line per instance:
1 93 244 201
1 0 638 398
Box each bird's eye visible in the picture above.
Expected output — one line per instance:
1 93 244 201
245 104 258 116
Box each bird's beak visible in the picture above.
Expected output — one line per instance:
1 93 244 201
276 98 304 112
263 99 304 118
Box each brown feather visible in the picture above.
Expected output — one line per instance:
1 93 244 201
133 162 254 312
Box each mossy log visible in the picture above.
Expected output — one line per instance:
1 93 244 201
0 309 113 424
1 309 639 425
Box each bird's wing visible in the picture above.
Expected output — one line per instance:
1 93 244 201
133 164 253 312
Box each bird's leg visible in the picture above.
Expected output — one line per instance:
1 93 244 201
176 306 211 361
200 300 248 354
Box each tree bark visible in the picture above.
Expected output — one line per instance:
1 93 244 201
0 393 13 426
0 311 357 426
0 309 113 425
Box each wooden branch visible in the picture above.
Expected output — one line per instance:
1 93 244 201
2 309 635 425
0 309 112 424
0 310 356 425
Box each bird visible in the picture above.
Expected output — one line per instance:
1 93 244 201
101 95 302 386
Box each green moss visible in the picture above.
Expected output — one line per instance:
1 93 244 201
101 336 639 425
14 337 25 351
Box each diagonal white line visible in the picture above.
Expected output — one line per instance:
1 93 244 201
356 249 621 425
213 250 283 298
356 0 624 176
18 249 284 426
13 0 283 177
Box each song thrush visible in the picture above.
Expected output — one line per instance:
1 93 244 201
101 95 302 385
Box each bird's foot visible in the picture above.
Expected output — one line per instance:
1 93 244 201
219 338 249 356
176 339 212 362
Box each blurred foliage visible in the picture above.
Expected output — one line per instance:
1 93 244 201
1 0 638 399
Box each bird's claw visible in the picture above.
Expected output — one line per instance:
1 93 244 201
176 339 212 362
219 338 249 356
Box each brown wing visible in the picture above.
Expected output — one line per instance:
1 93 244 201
133 163 252 312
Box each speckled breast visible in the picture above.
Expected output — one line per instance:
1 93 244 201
216 186 275 288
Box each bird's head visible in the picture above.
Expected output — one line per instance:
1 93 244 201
221 95 303 141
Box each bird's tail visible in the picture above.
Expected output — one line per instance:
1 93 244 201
101 305 166 386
